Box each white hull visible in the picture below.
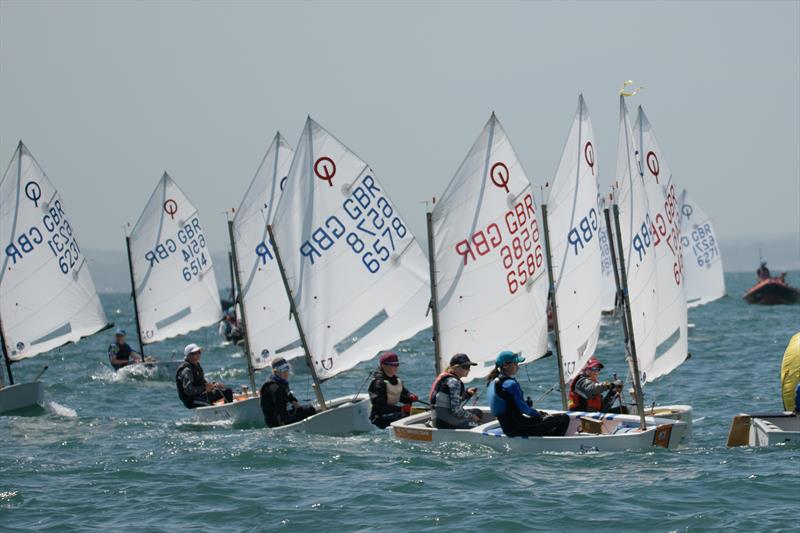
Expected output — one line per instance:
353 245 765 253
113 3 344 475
0 381 45 414
270 394 373 436
728 413 800 447
633 404 693 439
118 360 181 380
193 395 264 426
391 408 687 452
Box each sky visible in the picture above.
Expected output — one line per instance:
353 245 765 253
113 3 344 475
1 0 798 257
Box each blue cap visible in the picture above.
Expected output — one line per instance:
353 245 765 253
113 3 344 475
114 328 126 336
226 307 235 316
495 350 525 366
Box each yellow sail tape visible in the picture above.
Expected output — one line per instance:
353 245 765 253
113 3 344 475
620 80 643 97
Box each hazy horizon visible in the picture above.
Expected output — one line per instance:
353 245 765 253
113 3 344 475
2 1 799 256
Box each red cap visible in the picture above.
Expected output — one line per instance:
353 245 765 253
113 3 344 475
584 357 604 371
379 351 400 366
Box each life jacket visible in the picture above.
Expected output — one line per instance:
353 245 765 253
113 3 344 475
568 374 603 411
428 371 461 405
108 342 132 370
487 375 517 417
385 376 404 405
175 360 205 408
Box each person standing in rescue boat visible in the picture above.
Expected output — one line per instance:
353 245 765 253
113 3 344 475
368 351 418 429
429 353 482 429
567 357 625 413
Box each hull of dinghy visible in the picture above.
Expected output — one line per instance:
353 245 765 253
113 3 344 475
0 381 45 415
193 395 264 426
391 409 687 452
728 413 800 447
270 394 373 436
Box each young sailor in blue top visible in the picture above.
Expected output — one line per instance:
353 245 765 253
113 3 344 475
429 353 482 429
368 351 419 429
486 351 569 437
107 328 142 370
175 343 233 408
259 357 316 427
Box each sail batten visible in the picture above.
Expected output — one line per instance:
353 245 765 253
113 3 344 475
128 173 222 345
0 142 109 361
271 118 431 381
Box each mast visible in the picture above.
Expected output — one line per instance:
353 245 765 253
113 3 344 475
125 236 146 356
227 220 257 394
540 204 568 409
605 205 647 429
0 319 14 385
426 210 443 375
227 251 236 304
267 224 327 410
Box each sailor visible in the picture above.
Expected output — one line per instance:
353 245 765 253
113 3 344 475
757 262 771 280
368 351 418 429
428 353 482 429
219 307 243 343
486 351 569 437
107 328 142 370
175 343 233 408
567 357 626 413
259 357 316 428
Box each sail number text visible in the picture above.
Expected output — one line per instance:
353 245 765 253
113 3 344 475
141 216 210 282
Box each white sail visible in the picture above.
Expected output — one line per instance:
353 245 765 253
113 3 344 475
129 173 222 345
431 113 549 379
634 107 689 381
0 142 108 361
544 96 602 381
613 98 658 381
271 118 430 381
232 133 304 369
598 196 618 313
679 189 725 307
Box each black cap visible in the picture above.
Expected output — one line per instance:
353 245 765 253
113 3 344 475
450 353 477 367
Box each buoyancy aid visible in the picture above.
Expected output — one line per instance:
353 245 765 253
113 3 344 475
428 371 461 405
568 374 603 411
176 360 205 408
385 377 404 406
488 375 516 416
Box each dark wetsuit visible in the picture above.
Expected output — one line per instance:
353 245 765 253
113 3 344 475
108 342 136 371
175 360 233 409
368 370 413 429
259 375 316 427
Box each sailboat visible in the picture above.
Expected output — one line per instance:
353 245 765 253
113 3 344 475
266 117 432 436
391 111 686 452
601 99 692 427
1 142 111 414
678 190 725 307
121 172 222 380
194 132 300 425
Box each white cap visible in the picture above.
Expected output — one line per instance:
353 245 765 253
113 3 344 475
184 343 202 357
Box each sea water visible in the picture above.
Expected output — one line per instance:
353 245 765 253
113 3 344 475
1 272 798 531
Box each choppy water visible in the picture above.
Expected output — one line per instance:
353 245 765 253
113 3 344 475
2 272 799 532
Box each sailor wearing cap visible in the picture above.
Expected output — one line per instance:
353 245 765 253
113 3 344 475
107 328 143 370
175 343 233 408
367 351 419 429
428 353 483 429
567 357 625 413
486 351 569 437
259 357 316 427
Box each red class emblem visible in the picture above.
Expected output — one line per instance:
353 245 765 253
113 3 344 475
314 157 336 187
490 162 510 193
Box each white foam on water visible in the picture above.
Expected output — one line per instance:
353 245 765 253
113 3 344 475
46 401 77 418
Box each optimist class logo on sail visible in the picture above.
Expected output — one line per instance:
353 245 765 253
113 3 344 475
5 185 85 277
454 162 544 295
